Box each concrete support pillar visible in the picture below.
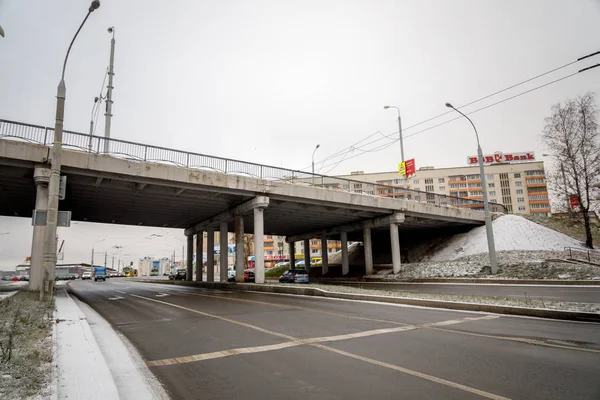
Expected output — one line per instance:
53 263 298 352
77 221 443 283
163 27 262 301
390 223 401 274
304 239 310 271
341 232 349 276
186 234 193 281
235 216 244 283
253 207 265 283
320 236 329 275
29 166 51 291
220 220 228 283
363 227 373 275
195 231 203 282
289 240 296 269
206 227 215 282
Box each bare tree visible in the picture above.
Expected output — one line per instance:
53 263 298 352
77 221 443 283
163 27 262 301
243 234 254 268
542 92 600 248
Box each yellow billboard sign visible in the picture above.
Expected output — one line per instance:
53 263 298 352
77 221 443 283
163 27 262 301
398 162 406 177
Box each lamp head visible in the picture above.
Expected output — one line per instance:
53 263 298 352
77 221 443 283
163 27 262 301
89 0 100 12
0 25 4 38
94 96 99 103
108 26 114 34
383 105 390 109
316 144 320 149
445 103 454 109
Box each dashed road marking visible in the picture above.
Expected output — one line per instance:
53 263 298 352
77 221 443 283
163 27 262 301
108 296 125 300
134 293 508 399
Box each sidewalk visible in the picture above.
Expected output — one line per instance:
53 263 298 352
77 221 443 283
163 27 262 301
55 288 120 400
54 286 169 400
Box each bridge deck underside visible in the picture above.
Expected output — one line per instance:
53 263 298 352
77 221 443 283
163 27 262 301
0 163 478 238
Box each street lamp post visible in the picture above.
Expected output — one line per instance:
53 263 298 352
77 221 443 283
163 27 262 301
90 239 106 269
542 154 570 211
42 1 100 299
445 103 498 274
104 26 115 153
312 144 320 186
88 96 99 152
384 105 404 164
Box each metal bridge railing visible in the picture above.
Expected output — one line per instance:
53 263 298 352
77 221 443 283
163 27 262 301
0 118 507 214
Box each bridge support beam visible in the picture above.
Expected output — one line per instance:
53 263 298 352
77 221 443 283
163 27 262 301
320 235 329 276
304 240 310 270
341 231 349 276
206 227 215 282
195 231 203 281
220 220 228 283
390 222 401 274
289 241 296 269
235 216 244 283
186 234 193 281
29 166 51 292
363 227 373 275
254 206 266 283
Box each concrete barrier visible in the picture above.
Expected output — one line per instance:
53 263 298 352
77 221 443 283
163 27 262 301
363 278 600 285
132 279 600 323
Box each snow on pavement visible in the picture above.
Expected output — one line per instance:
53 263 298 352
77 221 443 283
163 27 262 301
427 214 586 262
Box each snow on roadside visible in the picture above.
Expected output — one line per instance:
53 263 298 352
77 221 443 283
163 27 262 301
426 214 586 262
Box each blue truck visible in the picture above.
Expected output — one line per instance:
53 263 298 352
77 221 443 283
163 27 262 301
93 266 107 282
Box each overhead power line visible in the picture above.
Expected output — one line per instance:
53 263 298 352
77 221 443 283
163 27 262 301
306 49 600 173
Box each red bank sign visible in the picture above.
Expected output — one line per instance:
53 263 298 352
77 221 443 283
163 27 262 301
467 151 535 165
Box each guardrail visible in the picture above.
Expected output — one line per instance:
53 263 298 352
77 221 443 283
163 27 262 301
0 118 507 213
564 247 600 263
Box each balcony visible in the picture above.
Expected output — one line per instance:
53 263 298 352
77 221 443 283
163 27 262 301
530 208 551 213
529 200 550 205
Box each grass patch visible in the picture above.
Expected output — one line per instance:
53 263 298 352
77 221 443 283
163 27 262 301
0 291 54 399
265 265 290 278
525 215 600 245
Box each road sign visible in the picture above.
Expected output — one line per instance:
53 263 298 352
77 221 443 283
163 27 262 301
398 162 406 177
405 158 416 178
32 210 72 227
569 194 579 210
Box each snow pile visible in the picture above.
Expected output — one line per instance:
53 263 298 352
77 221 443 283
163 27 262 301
427 214 586 262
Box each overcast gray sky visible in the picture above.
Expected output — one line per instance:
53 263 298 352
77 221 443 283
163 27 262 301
1 1 599 269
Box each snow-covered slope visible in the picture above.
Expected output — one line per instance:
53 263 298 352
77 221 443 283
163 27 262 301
427 214 586 262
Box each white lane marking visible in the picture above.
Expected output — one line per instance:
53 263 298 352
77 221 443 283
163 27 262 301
134 294 508 399
312 343 511 400
108 296 125 300
115 290 127 294
146 342 301 367
156 293 170 297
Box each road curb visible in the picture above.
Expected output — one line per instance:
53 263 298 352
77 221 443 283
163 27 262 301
133 279 600 323
363 278 600 285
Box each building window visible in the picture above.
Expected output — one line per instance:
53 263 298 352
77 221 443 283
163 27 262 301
517 197 525 203
501 188 511 196
526 170 545 176
488 183 495 188
413 179 420 184
514 173 521 178
439 186 446 191
489 190 496 196
502 196 512 205
425 178 434 184
414 188 420 192
518 206 526 211
500 180 510 188
415 195 421 201
486 174 494 181
499 173 509 180
311 249 319 254
467 174 481 180
438 178 445 183
515 181 522 187
425 185 434 192
526 179 546 185
516 189 523 194
506 204 513 213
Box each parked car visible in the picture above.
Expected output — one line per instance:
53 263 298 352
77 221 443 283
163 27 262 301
19 275 29 281
227 270 236 282
169 269 187 280
244 270 255 283
279 269 309 283
11 276 20 282
81 271 92 280
1 276 11 281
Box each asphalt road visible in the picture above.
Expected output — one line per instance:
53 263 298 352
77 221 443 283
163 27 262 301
323 281 600 303
69 279 600 400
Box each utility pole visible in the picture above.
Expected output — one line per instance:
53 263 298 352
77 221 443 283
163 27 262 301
104 26 115 153
104 252 107 268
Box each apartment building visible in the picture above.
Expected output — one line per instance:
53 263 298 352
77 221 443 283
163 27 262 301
333 152 550 216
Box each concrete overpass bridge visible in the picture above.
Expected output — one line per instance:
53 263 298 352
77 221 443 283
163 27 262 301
0 119 505 284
